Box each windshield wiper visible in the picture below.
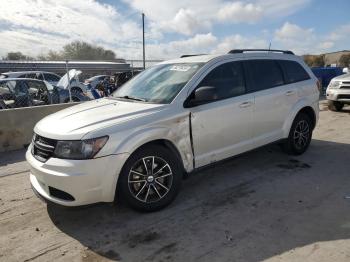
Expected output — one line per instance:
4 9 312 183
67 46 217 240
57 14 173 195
115 95 147 102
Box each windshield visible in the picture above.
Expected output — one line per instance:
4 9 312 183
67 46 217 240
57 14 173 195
112 63 203 104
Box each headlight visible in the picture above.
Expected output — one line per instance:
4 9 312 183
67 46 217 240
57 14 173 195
54 136 108 159
328 81 341 89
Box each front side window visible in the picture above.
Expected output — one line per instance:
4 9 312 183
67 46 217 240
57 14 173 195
244 60 284 92
198 61 246 101
112 63 203 104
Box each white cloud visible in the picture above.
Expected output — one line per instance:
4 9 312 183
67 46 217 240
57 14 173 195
0 0 347 60
160 8 211 35
274 22 314 40
217 2 263 23
273 22 350 55
213 34 268 53
0 0 141 57
146 33 218 59
125 0 312 35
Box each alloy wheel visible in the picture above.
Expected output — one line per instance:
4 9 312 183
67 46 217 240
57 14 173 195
293 120 310 150
128 156 173 203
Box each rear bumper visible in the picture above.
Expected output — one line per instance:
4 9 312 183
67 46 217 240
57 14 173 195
26 145 129 206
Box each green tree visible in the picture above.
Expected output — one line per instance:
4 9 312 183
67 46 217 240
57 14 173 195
60 41 116 60
303 54 325 67
339 54 350 67
4 52 33 60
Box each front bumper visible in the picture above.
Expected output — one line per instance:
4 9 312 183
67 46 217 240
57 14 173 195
26 145 129 206
326 88 350 103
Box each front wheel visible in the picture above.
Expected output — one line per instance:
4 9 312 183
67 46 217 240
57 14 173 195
328 100 344 111
118 145 182 212
283 113 312 155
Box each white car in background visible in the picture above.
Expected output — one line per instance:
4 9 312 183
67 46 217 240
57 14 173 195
0 71 61 85
84 75 109 90
26 49 319 212
326 71 350 111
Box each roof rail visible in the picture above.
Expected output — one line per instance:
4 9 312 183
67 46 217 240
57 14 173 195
180 54 206 58
228 49 294 55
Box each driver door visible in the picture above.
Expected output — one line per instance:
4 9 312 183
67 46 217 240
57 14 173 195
188 61 254 168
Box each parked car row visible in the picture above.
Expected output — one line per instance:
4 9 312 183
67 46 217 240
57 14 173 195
0 78 89 109
0 69 137 109
0 71 61 85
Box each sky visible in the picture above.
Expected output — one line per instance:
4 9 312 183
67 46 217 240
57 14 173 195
0 0 349 60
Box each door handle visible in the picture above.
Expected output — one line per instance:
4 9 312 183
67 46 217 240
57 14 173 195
285 90 295 96
239 101 253 108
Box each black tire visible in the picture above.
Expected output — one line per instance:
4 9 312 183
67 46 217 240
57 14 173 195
118 145 182 212
328 100 344 111
283 113 312 155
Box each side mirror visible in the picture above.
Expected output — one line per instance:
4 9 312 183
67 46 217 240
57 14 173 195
184 86 217 108
343 67 349 74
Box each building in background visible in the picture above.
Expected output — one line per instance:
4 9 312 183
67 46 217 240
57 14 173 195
324 50 350 67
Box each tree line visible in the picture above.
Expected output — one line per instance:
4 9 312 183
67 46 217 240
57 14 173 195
2 41 117 61
303 53 350 68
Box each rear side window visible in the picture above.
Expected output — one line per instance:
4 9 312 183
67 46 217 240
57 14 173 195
244 60 284 92
279 60 310 84
25 73 36 79
44 73 60 82
199 61 245 100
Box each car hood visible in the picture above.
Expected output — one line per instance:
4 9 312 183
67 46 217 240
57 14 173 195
332 73 350 81
34 98 166 140
57 69 82 89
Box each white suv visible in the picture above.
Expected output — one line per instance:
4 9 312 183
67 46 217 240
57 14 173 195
26 49 319 211
326 73 350 111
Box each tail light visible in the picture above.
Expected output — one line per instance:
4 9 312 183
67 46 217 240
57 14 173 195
316 79 322 92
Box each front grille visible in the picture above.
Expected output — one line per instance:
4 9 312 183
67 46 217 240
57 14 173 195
338 94 350 100
340 86 350 89
342 81 350 85
32 134 56 162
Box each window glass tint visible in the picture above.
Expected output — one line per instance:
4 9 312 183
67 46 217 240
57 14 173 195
245 60 284 92
25 73 36 79
44 73 60 82
199 61 245 100
279 60 310 83
35 73 43 80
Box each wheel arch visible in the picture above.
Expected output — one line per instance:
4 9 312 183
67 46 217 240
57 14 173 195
283 101 318 137
114 138 187 203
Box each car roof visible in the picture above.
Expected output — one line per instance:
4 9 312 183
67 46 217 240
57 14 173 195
0 78 46 82
1 71 59 75
160 52 300 65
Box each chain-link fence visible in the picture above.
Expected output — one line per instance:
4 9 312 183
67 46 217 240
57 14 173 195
0 59 163 109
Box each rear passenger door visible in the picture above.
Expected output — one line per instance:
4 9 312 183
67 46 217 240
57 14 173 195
244 59 298 147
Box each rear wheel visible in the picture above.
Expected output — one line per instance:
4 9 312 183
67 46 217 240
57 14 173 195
328 100 344 111
118 145 182 212
283 113 312 155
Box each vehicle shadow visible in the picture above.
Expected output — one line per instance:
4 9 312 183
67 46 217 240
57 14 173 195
0 148 26 167
47 139 350 262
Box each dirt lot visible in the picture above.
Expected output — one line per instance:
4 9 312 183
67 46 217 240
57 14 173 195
1 100 350 262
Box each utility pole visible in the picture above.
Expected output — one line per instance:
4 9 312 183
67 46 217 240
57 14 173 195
142 13 146 70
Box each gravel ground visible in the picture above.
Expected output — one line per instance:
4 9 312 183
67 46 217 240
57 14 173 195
1 100 350 262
